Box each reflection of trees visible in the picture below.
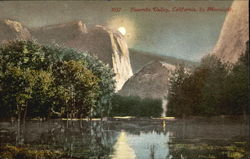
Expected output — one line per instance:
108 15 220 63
1 120 117 158
4 119 171 158
111 120 169 135
149 145 155 159
38 120 117 158
88 121 116 158
1 119 249 159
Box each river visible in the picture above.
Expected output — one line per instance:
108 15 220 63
0 117 249 159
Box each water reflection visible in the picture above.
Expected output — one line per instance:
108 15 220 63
126 131 170 159
111 131 136 159
0 118 249 159
111 131 170 159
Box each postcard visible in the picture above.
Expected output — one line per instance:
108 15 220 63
0 0 249 159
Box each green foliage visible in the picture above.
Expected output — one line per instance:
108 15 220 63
0 145 65 159
51 60 100 117
0 40 116 119
169 139 249 159
221 41 249 115
42 45 116 117
167 65 191 116
110 95 162 117
168 41 249 117
0 66 36 118
27 70 54 118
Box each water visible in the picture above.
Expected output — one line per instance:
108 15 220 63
0 118 249 159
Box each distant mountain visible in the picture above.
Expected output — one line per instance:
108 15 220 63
0 19 31 43
129 49 198 73
212 0 249 63
119 61 176 99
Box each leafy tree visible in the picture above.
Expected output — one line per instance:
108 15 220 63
168 41 249 118
168 56 229 117
51 60 100 118
27 70 54 118
222 41 249 116
167 65 191 117
42 45 116 117
199 55 228 115
0 40 115 119
0 40 46 71
0 66 36 121
0 41 50 119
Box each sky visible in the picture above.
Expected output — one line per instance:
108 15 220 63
0 1 233 61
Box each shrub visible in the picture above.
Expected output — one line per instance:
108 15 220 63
111 95 162 117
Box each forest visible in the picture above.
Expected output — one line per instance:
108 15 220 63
167 41 249 118
0 40 249 120
0 40 116 120
0 40 163 120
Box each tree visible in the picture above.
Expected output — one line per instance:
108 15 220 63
27 70 54 118
0 40 50 119
167 64 191 117
199 55 228 115
168 55 229 117
0 66 36 121
167 45 249 117
222 41 249 116
0 40 115 119
51 60 100 118
42 45 116 117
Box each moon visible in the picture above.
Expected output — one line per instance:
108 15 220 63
118 27 126 35
107 16 136 46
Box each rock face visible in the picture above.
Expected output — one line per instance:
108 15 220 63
65 25 133 90
212 1 249 63
0 19 31 43
119 61 176 99
31 21 88 44
0 19 133 90
129 49 198 73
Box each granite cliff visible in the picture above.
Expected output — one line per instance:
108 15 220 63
212 0 249 63
119 61 176 99
31 21 88 44
0 19 31 43
65 25 133 90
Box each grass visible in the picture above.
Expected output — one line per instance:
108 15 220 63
169 139 249 159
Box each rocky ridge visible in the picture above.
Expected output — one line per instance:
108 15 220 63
212 0 249 63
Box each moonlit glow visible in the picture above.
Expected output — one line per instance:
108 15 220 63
111 131 136 159
107 16 136 47
118 27 126 35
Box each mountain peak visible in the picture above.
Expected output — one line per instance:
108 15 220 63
119 61 176 99
0 19 31 42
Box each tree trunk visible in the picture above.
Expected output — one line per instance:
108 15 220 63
16 111 21 145
23 103 28 124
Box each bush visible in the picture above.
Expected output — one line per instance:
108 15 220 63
110 95 162 117
0 145 65 159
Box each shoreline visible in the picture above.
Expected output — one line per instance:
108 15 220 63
0 115 248 122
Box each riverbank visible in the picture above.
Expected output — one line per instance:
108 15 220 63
0 145 72 159
0 115 248 122
0 117 249 159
